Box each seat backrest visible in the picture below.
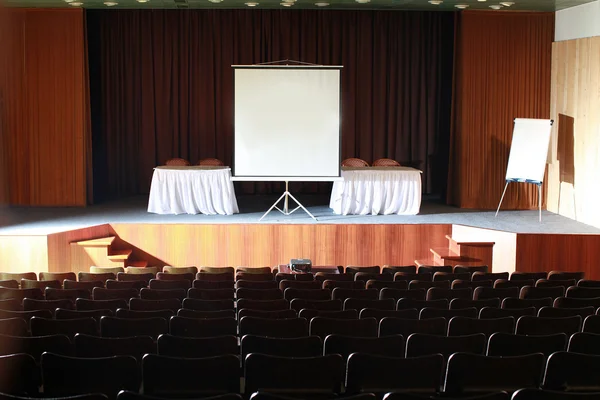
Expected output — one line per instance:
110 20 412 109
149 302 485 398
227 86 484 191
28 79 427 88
0 309 53 322
310 317 377 339
515 315 581 336
510 272 548 281
323 280 365 290
394 273 432 283
278 280 321 291
0 318 28 336
450 298 501 310
0 287 43 301
245 354 343 395
380 288 425 302
41 352 139 399
149 279 190 291
289 299 341 312
0 272 37 281
181 298 234 311
76 298 128 312
359 308 418 321
117 272 154 284
93 288 138 301
74 333 155 360
139 288 186 301
39 272 77 282
346 266 381 275
0 333 71 361
20 279 61 291
324 334 404 360
566 286 600 299
502 297 552 310
536 279 576 288
382 265 417 275
169 316 237 337
236 288 283 301
408 281 450 291
284 288 331 301
426 288 472 301
547 271 585 281
314 273 353 282
543 351 600 391
487 332 567 357
448 316 515 337
241 335 322 362
343 298 395 312
397 298 448 311
177 309 235 319
238 309 297 320
23 298 73 314
419 307 477 320
90 267 124 275
473 287 519 301
472 272 510 282
0 353 40 395
378 317 447 337
193 280 234 290
365 280 408 290
554 296 600 309
162 266 198 275
494 279 534 289
432 272 471 282
444 352 545 394
520 286 565 300
196 272 235 283
156 272 195 282
236 280 278 290
187 288 235 300
157 333 238 358
56 308 113 320
479 306 536 319
115 308 174 320
568 332 600 355
65 280 104 290
239 316 308 338
299 309 357 321
405 333 486 358
236 299 289 311
346 353 443 394
46 288 91 301
235 273 275 282
537 306 594 319
582 314 600 333
106 280 145 291
100 316 168 339
453 265 489 274
30 316 97 338
511 388 600 400
417 266 453 274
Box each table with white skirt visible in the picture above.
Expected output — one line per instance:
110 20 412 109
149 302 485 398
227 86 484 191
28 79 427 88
329 166 422 215
147 166 239 215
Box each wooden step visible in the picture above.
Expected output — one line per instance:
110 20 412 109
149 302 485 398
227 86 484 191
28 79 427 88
73 236 116 247
430 247 462 261
126 260 150 268
108 249 132 261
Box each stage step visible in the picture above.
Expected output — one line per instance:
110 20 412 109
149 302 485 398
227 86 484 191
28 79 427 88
415 236 495 269
108 249 132 261
127 260 150 268
71 236 150 271
74 236 116 247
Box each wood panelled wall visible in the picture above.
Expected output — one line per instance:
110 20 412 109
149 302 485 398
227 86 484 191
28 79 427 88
1 9 89 206
447 11 554 209
547 37 600 229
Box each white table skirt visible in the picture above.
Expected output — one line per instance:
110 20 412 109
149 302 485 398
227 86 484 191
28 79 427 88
329 167 422 215
148 167 239 215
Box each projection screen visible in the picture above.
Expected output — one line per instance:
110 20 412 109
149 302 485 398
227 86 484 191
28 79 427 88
232 66 342 181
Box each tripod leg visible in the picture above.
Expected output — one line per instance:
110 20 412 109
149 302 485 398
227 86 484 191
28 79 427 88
495 181 510 217
259 192 288 222
287 192 317 221
539 183 542 223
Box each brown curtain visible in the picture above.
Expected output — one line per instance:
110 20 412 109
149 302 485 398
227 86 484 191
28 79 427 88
0 9 89 206
447 11 554 209
87 10 454 200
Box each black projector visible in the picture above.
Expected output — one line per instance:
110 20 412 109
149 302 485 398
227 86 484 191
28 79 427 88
290 259 312 273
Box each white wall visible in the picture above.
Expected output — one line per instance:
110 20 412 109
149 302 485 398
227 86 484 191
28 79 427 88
556 0 600 41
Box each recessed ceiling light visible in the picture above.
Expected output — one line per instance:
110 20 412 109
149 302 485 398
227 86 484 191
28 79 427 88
104 1 117 5
489 4 502 9
315 2 329 5
137 0 149 3
499 1 514 5
280 1 293 6
455 4 469 8
477 0 486 2
208 0 222 3
69 2 82 5
245 1 258 5
428 0 442 4
355 0 370 3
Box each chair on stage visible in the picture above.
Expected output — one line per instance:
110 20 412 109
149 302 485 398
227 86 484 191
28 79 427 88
197 158 224 166
164 158 190 166
372 158 400 167
341 158 369 167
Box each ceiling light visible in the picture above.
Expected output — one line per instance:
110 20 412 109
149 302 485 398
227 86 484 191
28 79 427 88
104 1 117 5
454 4 469 8
489 4 502 9
355 0 370 3
137 0 150 3
428 0 442 4
245 1 258 5
280 1 293 6
69 2 82 5
208 0 223 3
477 0 486 2
500 1 514 5
315 2 329 5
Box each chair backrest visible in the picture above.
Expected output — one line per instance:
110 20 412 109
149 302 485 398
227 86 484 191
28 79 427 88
314 272 353 282
479 306 536 319
324 334 404 360
39 272 77 282
241 335 322 362
23 298 73 314
0 353 39 395
284 288 331 301
419 307 478 320
378 317 447 337
0 287 43 301
502 297 553 310
487 332 567 357
164 158 190 166
78 272 116 283
236 288 283 301
115 308 174 320
472 272 510 282
157 333 238 358
238 308 297 320
354 273 392 283
106 280 145 291
278 280 321 291
124 266 159 275
344 298 395 312
140 288 186 301
323 280 365 290
64 280 104 290
520 286 565 300
566 286 600 299
187 288 235 300
372 158 400 167
452 280 493 290
236 299 289 311
235 273 275 282
394 273 432 283
536 279 577 288
511 388 600 400
0 333 71 361
515 315 581 336
0 272 37 281
568 332 600 355
93 288 138 301
0 309 53 323
346 266 381 275
169 316 237 337
583 314 600 333
195 272 235 283
236 280 278 290
473 287 519 301
537 305 594 319
76 298 128 312
346 353 443 394
41 352 139 399
405 333 486 358
149 279 190 291
510 272 548 281
239 316 308 338
299 309 357 321
382 265 417 275
177 309 235 319
547 271 585 281
56 308 113 320
341 158 369 167
543 351 600 391
100 316 168 339
289 299 342 312
577 280 600 288
453 265 489 274
409 280 450 290
554 296 600 309
365 280 408 290
451 298 501 310
444 352 545 394
397 298 448 311
74 333 155 360
46 288 91 301
448 316 515 337
20 279 61 291
432 272 471 282
494 279 534 289
194 280 234 290
380 288 426 302
426 288 472 301
90 267 124 275
310 317 378 339
0 318 28 336
245 354 344 395
359 308 418 321
181 298 234 311
30 316 97 338
197 158 224 166
417 266 453 274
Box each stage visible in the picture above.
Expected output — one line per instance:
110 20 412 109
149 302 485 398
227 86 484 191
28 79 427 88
0 195 599 280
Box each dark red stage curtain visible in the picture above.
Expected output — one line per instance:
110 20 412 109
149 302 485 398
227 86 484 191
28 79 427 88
447 11 554 209
87 10 454 199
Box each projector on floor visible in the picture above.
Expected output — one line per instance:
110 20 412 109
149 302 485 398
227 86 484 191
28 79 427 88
290 259 312 273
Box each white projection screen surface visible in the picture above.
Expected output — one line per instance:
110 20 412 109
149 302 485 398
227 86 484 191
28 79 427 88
505 118 553 184
233 66 342 181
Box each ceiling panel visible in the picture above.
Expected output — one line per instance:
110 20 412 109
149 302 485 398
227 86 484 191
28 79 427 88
6 0 594 12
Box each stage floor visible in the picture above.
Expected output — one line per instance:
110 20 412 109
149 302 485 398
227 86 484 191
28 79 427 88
0 195 598 235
